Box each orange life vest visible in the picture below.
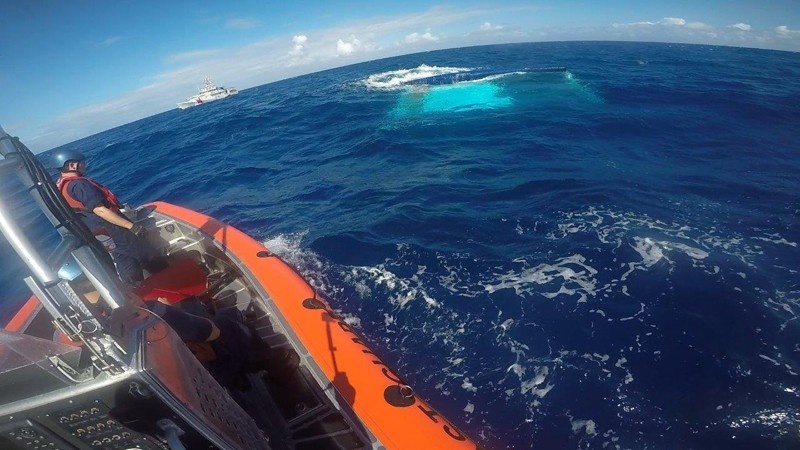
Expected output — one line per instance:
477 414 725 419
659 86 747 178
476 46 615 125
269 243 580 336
56 176 124 213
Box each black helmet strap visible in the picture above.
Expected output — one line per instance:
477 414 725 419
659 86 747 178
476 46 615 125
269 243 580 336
61 160 85 174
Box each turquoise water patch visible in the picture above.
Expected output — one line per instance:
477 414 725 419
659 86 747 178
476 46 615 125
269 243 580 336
392 83 512 117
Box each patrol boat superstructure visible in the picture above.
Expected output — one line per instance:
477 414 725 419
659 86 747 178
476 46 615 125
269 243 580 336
177 78 238 110
0 125 479 450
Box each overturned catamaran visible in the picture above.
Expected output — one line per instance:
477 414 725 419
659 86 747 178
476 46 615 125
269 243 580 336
0 125 479 449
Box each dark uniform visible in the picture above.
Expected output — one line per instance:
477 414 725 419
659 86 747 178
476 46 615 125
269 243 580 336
60 177 167 286
146 298 263 390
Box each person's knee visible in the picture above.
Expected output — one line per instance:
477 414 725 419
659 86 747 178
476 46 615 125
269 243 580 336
143 257 169 274
112 253 143 285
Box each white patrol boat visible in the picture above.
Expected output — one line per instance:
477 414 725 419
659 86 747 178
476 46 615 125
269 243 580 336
177 78 238 110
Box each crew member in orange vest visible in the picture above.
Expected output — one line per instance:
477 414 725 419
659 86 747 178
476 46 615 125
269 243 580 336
52 149 168 286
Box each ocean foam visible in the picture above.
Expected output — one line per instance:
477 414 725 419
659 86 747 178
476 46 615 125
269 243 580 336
481 254 598 303
570 419 598 436
461 378 478 392
363 64 472 90
349 264 440 308
257 203 795 448
754 235 798 247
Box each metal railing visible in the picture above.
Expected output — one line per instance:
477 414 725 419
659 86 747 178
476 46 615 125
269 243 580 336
0 125 132 375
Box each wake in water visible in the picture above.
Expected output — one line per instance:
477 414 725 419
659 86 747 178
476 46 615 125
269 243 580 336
262 203 800 448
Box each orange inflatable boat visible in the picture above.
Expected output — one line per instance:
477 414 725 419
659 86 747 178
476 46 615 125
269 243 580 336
2 201 480 450
0 125 479 449
148 201 478 449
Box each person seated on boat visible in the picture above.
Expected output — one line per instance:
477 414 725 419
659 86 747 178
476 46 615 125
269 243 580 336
144 295 271 389
143 295 299 388
78 282 273 389
52 149 168 287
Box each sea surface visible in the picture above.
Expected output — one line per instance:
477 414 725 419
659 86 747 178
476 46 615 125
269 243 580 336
2 41 800 449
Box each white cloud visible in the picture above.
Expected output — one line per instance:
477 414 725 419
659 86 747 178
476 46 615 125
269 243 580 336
165 49 223 64
23 83 173 152
480 22 504 31
336 36 362 56
290 35 307 55
661 17 686 26
613 17 695 28
685 22 711 30
775 25 800 36
197 15 222 26
287 35 311 67
404 31 439 44
96 36 123 47
603 16 800 50
226 17 260 30
612 21 654 28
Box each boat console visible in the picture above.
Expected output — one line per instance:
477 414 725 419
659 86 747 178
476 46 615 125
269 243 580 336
0 325 268 449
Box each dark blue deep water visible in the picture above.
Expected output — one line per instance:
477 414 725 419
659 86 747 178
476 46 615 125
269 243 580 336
2 42 800 449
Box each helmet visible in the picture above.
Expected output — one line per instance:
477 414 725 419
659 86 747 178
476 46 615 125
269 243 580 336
51 149 86 169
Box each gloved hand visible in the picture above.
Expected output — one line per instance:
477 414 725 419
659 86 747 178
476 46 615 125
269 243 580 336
130 222 147 237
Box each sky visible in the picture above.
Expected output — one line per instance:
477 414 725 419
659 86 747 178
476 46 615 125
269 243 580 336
1 0 798 153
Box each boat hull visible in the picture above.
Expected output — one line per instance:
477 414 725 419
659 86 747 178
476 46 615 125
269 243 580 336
177 88 237 109
2 202 479 449
148 201 477 449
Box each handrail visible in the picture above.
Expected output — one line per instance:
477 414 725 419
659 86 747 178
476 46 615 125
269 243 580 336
0 192 59 284
0 124 131 375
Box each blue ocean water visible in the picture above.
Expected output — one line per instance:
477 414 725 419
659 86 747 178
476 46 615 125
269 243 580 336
2 41 800 449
